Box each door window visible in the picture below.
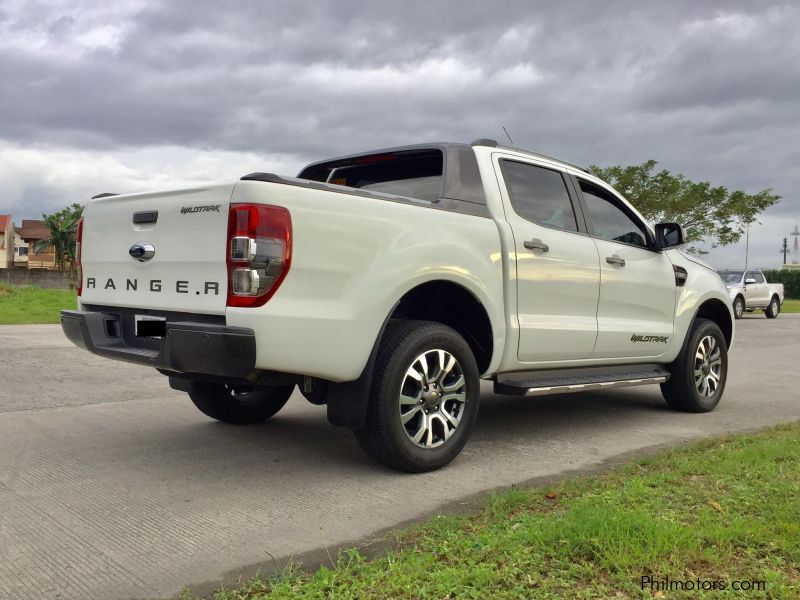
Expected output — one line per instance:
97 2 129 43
747 271 765 283
501 160 578 232
579 181 649 248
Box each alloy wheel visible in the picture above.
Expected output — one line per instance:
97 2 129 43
398 349 467 448
694 335 722 398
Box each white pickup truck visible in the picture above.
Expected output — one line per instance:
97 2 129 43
62 140 734 472
718 269 784 319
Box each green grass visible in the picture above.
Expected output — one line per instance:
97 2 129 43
0 284 77 324
780 299 800 313
187 424 800 599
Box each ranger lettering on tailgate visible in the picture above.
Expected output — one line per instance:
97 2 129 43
85 277 220 295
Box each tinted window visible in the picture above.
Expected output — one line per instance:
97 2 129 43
747 271 765 283
502 161 577 232
580 181 648 248
299 149 444 202
719 271 743 284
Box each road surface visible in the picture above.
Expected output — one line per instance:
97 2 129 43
0 315 798 599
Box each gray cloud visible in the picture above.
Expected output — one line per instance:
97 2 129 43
0 0 798 269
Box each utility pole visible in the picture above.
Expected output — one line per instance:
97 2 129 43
791 225 800 265
744 222 750 272
781 237 788 265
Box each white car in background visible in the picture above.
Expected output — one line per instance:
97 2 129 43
719 269 784 319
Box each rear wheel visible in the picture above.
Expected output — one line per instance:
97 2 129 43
188 382 295 424
355 320 480 472
661 319 728 413
733 296 744 319
765 296 780 319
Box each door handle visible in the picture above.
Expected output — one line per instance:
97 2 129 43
523 238 549 252
606 255 625 266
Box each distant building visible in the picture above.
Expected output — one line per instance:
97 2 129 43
0 214 12 268
13 226 29 267
18 219 56 270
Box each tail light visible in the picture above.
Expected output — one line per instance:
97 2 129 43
76 216 84 296
226 203 291 307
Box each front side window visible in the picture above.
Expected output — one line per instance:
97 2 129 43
747 271 765 283
579 181 649 248
501 160 578 232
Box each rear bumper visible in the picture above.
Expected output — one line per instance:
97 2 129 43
60 310 256 378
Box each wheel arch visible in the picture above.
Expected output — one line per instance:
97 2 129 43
326 279 496 430
695 298 733 348
388 280 494 373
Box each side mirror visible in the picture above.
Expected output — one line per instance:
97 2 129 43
655 222 685 249
745 278 756 284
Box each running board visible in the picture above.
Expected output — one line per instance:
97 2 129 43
494 364 670 397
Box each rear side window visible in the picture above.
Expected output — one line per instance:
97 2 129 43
579 181 649 248
501 160 578 232
300 149 443 202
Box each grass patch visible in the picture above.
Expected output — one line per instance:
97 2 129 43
0 283 77 324
780 298 800 313
189 424 800 599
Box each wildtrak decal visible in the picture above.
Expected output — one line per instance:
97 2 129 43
631 334 669 343
85 277 220 295
180 205 221 214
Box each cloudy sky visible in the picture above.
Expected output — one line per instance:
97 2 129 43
1 0 798 269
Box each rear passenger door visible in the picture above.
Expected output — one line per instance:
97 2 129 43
495 158 600 362
575 178 676 359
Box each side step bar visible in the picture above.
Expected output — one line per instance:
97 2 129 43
494 364 670 397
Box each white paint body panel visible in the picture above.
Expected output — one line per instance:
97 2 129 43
80 185 233 314
591 239 676 359
226 180 506 381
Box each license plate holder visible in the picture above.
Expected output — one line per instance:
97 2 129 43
135 315 167 337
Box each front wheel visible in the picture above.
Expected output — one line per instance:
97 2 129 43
765 296 780 319
188 382 295 424
355 320 480 472
661 319 728 413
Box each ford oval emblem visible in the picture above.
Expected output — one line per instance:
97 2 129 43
129 242 155 262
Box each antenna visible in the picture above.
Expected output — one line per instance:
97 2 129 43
501 126 514 145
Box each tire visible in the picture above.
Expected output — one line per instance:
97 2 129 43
765 296 780 319
355 320 480 472
188 382 295 424
661 319 728 413
733 296 744 319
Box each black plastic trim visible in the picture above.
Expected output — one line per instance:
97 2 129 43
494 364 670 395
133 210 158 224
61 310 256 378
240 171 490 218
471 138 498 147
325 309 399 429
91 192 118 199
295 142 487 206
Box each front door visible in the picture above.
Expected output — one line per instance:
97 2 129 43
745 271 767 306
575 178 677 359
496 158 600 362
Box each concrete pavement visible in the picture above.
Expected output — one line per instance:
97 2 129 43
0 315 798 599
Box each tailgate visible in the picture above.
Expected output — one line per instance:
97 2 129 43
80 184 234 314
